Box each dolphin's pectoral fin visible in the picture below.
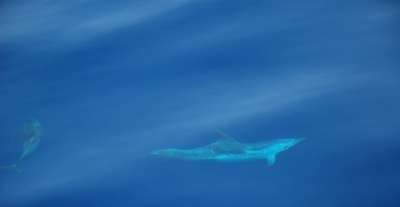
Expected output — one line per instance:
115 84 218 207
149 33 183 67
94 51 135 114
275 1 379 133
267 155 276 166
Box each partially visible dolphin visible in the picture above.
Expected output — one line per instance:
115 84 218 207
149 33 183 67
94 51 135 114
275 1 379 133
0 119 43 172
152 129 304 166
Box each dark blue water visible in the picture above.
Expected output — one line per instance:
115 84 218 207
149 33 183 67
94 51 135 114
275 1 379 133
1 1 399 206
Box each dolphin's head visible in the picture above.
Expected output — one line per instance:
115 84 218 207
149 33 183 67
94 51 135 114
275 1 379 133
274 138 305 153
23 119 43 139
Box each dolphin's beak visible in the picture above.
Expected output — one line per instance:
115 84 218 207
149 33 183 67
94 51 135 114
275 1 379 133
296 138 306 143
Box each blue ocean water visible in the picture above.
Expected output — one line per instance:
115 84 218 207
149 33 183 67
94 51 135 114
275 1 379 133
1 0 399 206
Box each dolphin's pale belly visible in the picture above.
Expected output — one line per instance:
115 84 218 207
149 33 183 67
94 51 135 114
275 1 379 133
20 138 40 160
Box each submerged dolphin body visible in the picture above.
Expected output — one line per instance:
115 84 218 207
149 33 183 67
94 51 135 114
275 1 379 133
0 119 43 172
152 129 304 166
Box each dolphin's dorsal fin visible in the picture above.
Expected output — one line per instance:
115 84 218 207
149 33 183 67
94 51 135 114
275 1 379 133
214 128 239 143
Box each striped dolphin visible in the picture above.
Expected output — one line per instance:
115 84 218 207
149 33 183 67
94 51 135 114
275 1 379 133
152 129 304 166
0 119 43 172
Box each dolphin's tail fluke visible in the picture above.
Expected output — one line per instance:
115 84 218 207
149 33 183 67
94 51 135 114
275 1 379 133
0 164 22 173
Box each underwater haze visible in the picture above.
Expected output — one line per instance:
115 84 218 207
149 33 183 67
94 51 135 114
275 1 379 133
1 0 400 206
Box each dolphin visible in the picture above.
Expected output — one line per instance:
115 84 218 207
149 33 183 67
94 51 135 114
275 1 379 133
0 119 43 172
152 129 305 166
